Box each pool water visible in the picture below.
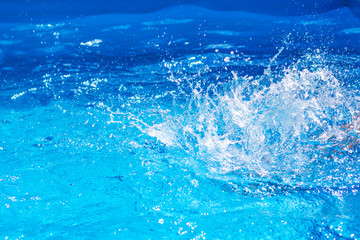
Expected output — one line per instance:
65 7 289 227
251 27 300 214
1 5 360 239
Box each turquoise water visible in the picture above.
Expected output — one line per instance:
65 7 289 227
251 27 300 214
1 5 360 239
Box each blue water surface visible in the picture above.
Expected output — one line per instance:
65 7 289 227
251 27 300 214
1 5 360 240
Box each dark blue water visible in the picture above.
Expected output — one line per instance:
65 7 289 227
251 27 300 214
1 5 360 239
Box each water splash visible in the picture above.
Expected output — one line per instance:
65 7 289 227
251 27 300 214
140 52 360 194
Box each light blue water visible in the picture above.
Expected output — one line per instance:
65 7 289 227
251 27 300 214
1 5 360 239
